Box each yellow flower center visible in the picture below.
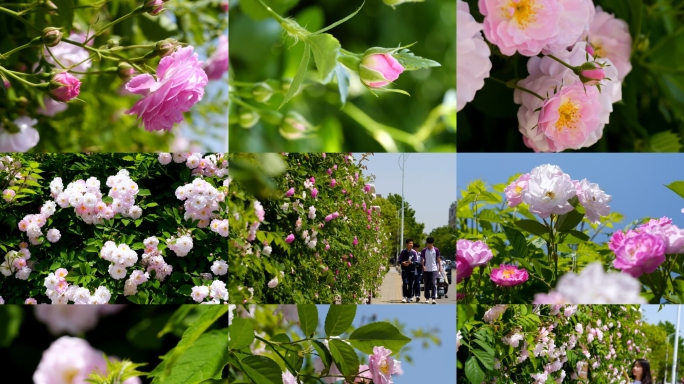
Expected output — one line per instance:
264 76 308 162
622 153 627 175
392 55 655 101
544 191 556 199
556 100 580 131
63 368 79 383
502 269 515 279
515 186 523 194
504 0 538 29
380 360 390 375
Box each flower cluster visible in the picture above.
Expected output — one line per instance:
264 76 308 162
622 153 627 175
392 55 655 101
505 164 611 223
140 236 173 281
175 177 222 228
44 268 111 304
609 216 684 277
158 152 229 178
0 247 32 280
191 280 228 303
18 200 57 244
166 231 194 257
123 270 150 297
459 0 632 151
100 242 139 280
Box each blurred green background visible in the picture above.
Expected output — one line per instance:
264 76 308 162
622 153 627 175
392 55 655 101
228 0 456 152
458 0 684 152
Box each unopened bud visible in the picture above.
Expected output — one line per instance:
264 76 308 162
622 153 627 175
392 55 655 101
279 111 312 139
145 0 164 16
117 62 134 80
42 27 63 47
107 39 120 48
577 62 606 86
252 82 273 103
48 72 81 102
239 109 259 128
155 39 177 57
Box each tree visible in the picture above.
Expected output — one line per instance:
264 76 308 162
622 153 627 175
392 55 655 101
643 323 668 381
386 193 426 247
656 321 684 380
374 196 399 257
428 225 457 260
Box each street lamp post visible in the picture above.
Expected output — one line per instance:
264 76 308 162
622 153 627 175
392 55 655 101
398 154 409 265
666 332 675 384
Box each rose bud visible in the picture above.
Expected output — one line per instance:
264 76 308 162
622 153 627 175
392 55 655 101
42 27 63 47
48 72 81 102
145 0 164 15
578 62 606 86
359 53 404 88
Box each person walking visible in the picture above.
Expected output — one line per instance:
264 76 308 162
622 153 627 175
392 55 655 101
421 237 441 304
623 359 652 384
398 238 415 303
411 243 422 303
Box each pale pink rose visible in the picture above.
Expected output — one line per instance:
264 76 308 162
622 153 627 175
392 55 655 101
368 346 400 384
613 232 666 277
43 32 92 74
574 178 611 224
581 6 632 81
203 35 228 80
521 164 575 218
37 96 68 116
457 0 491 111
360 53 404 88
48 72 81 102
483 304 508 323
478 0 592 56
0 116 39 152
282 370 297 384
537 82 602 151
125 46 208 131
457 239 493 268
514 42 621 152
504 173 530 207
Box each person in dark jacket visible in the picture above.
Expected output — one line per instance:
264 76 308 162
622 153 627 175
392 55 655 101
411 243 422 302
398 238 415 303
421 237 441 304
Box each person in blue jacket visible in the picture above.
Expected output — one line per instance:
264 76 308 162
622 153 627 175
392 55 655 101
420 237 441 305
398 238 415 303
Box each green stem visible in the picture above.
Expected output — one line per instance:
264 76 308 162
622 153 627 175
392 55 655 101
547 54 578 71
341 102 417 152
62 39 146 73
253 0 288 24
488 77 546 101
45 46 68 69
255 336 302 384
85 6 145 45
0 6 40 32
0 41 37 60
0 66 42 88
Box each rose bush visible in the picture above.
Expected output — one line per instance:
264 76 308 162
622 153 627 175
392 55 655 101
228 153 393 304
456 165 684 304
0 0 228 152
458 0 684 153
0 153 228 304
457 304 650 384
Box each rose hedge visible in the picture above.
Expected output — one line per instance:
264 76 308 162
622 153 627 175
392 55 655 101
0 153 228 304
228 153 392 304
457 304 650 384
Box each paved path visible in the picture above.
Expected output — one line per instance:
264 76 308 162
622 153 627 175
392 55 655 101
374 266 456 305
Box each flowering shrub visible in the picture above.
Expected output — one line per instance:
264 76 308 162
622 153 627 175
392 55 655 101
228 153 392 304
0 304 228 383
457 304 650 383
458 0 684 153
228 304 412 383
0 153 228 304
0 0 227 152
457 165 684 304
229 0 456 152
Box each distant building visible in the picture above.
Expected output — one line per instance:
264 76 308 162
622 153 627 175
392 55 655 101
449 201 456 229
376 194 382 198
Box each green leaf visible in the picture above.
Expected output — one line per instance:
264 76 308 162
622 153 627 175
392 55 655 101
160 306 228 380
51 0 75 32
502 225 528 258
465 356 485 384
271 333 303 372
556 209 585 232
566 230 590 242
279 45 310 109
324 305 356 336
229 317 255 351
138 189 151 196
392 49 441 71
0 306 22 347
473 349 494 370
297 304 318 338
665 181 684 200
335 63 350 106
157 305 195 338
328 339 359 381
650 130 683 152
240 355 283 384
514 219 549 238
348 322 411 355
307 33 340 83
151 329 228 384
311 340 333 370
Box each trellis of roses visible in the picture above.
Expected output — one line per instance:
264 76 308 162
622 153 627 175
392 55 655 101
457 304 650 384
228 153 392 304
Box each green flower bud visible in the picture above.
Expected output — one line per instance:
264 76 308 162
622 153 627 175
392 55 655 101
252 82 274 103
239 109 259 128
42 27 63 47
117 62 134 80
279 111 313 140
155 39 177 57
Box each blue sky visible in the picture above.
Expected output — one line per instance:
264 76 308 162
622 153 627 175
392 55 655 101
317 305 456 383
457 154 684 235
355 153 457 233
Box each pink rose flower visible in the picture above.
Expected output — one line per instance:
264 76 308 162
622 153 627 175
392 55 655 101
125 46 208 131
457 239 493 268
285 233 295 243
311 188 318 198
490 264 529 286
537 82 602 151
325 214 333 222
478 0 592 56
368 346 400 384
504 173 530 207
612 232 666 277
0 116 39 152
48 72 81 102
360 53 405 88
285 188 295 197
456 255 473 283
203 35 228 80
326 168 332 175
330 179 337 188
457 0 491 111
353 237 358 246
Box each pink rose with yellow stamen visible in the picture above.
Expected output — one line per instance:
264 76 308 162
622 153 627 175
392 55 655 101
490 264 529 286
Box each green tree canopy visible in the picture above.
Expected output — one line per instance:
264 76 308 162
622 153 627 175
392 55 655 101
386 193 425 248
427 225 456 260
